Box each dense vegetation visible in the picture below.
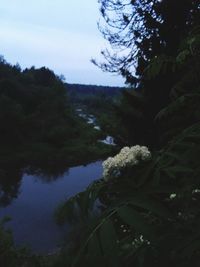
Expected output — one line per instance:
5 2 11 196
67 83 122 105
66 83 123 139
53 1 200 267
94 0 200 148
0 58 114 174
0 0 200 267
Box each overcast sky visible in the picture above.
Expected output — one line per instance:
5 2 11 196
0 0 125 86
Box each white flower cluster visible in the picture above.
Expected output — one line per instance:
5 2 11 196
102 145 151 181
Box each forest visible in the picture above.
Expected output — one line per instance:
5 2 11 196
0 59 117 174
0 0 200 267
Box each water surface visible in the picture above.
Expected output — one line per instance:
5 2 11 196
0 161 103 253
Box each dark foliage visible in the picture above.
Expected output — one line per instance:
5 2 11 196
93 0 200 148
53 3 200 266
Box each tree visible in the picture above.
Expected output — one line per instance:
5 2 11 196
93 0 200 148
51 3 200 267
54 29 200 267
95 0 200 84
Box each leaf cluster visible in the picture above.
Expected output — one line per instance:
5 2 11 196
54 28 200 266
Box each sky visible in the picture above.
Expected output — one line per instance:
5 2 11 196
0 0 125 86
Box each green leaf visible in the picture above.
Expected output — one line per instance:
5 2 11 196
128 195 172 219
165 166 193 174
117 206 156 242
99 219 120 266
87 232 103 263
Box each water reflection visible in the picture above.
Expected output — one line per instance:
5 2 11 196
0 167 22 207
0 160 103 253
0 158 70 206
25 164 69 183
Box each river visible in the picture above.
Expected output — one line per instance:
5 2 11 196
76 108 116 145
0 161 103 253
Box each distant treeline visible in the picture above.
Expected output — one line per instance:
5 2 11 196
66 83 123 120
66 83 123 98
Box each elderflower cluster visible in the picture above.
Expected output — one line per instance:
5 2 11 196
103 145 151 181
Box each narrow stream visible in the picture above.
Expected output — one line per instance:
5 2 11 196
76 108 116 145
